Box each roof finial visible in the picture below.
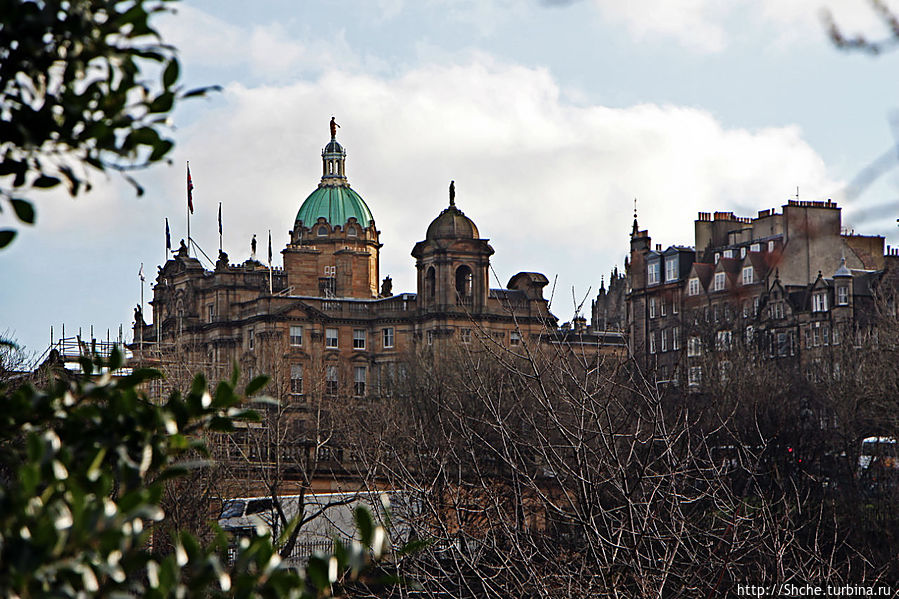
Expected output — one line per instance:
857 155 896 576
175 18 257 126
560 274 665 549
329 116 340 139
631 197 639 236
449 180 455 207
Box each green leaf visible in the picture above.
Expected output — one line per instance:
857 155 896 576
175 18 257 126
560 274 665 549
33 175 61 188
245 375 270 397
10 199 34 224
181 85 223 99
162 59 180 89
0 229 16 248
306 555 330 591
354 506 374 547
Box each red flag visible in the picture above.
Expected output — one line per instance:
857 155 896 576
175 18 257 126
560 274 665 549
187 163 194 214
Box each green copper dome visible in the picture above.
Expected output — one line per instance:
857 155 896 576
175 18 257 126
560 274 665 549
296 122 374 230
295 185 374 229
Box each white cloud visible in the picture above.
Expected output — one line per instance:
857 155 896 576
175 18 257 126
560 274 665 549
158 5 357 77
589 0 899 52
170 56 840 318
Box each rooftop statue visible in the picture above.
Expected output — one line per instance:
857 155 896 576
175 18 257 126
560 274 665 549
330 116 340 139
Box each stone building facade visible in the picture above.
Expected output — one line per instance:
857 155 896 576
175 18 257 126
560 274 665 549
132 124 620 493
621 200 898 388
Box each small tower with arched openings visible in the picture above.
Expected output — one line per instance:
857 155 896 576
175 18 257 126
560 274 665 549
412 182 493 313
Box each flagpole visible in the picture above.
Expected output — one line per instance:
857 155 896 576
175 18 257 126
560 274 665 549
139 263 145 356
186 161 191 256
268 229 273 295
218 202 223 254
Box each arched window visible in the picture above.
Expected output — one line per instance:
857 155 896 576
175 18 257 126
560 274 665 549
317 225 328 237
455 265 473 298
426 267 436 299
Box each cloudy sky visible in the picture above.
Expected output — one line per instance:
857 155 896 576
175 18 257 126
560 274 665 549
4 0 899 357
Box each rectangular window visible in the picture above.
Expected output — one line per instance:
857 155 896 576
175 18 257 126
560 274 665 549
290 364 303 395
665 257 679 282
649 331 656 354
427 330 434 345
742 266 753 285
661 328 668 352
714 272 726 291
813 323 821 346
461 328 472 344
672 299 678 314
742 301 749 318
740 247 747 258
813 293 829 312
647 261 660 286
687 336 702 357
247 328 255 351
207 304 215 323
688 277 701 296
326 365 338 395
649 297 657 319
723 249 733 259
771 303 783 319
510 330 521 346
326 328 338 348
382 327 395 349
753 296 759 316
837 286 849 305
750 243 760 253
716 330 732 351
660 298 667 317
289 325 303 347
776 332 789 357
353 329 366 350
688 366 702 387
768 240 775 252
354 366 366 396
672 326 680 350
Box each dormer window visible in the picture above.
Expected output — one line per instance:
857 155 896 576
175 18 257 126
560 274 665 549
723 249 733 259
714 272 726 291
688 277 701 296
714 253 720 264
750 243 760 253
647 260 660 286
665 256 679 282
742 266 753 285
768 240 775 252
740 247 747 258
813 292 829 313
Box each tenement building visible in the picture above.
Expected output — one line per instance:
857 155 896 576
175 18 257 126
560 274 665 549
132 122 612 493
621 200 899 388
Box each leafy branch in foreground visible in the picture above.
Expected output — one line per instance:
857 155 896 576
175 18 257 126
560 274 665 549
0 0 220 248
0 349 404 598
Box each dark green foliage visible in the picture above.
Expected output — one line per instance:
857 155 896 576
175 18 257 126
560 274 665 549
0 349 403 597
0 0 220 248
